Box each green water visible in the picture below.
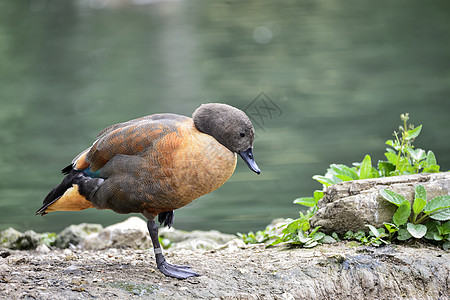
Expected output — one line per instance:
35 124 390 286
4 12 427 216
1 0 449 234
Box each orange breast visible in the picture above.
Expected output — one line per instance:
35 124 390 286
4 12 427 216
145 119 237 213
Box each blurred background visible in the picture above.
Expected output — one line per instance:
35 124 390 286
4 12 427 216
1 0 449 234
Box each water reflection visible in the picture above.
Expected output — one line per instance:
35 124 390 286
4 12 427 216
0 0 449 234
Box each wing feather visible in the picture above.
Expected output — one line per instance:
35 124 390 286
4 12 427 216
86 114 189 172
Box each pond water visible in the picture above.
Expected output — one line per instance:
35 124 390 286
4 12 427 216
1 0 449 234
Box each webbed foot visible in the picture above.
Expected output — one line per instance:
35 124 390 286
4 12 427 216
147 219 200 279
157 260 200 279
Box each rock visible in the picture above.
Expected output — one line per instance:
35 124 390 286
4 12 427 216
311 172 450 234
63 249 73 256
21 230 42 249
0 250 11 258
36 244 51 254
216 238 247 252
80 217 151 250
169 238 220 251
158 226 236 251
55 223 103 248
0 228 22 249
0 228 41 250
159 227 236 244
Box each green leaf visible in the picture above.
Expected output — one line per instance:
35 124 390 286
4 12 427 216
395 158 409 174
437 221 450 236
377 227 387 236
384 152 398 165
423 164 440 173
426 151 437 166
407 148 426 162
354 230 366 240
283 220 301 234
393 201 411 226
412 185 427 216
412 197 427 216
430 208 450 221
268 238 283 247
311 232 326 242
313 190 324 201
443 242 450 251
293 197 317 207
406 223 427 238
330 164 359 180
309 226 322 236
386 147 397 154
370 166 380 178
405 124 422 140
423 195 450 214
303 240 318 248
312 175 339 187
297 231 310 243
335 174 356 182
331 232 341 242
397 228 412 241
343 231 354 239
414 185 427 202
380 189 407 206
365 225 381 238
385 140 395 147
359 155 372 179
383 223 399 234
378 161 395 177
424 221 441 240
433 232 443 241
321 235 337 244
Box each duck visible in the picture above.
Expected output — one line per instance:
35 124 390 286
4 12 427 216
36 103 260 279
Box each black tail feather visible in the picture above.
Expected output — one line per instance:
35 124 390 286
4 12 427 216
158 211 174 228
61 164 73 175
36 168 86 216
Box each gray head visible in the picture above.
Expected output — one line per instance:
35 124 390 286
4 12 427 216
193 103 261 174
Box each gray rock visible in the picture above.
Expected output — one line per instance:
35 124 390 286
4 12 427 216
80 217 151 250
169 238 221 251
55 223 103 248
159 227 236 244
78 216 237 251
215 238 247 252
0 228 41 250
311 172 450 234
0 228 23 249
22 230 42 249
36 243 51 253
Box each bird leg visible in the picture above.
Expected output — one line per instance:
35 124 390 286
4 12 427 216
146 219 200 279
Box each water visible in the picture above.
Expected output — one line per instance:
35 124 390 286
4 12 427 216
1 0 449 234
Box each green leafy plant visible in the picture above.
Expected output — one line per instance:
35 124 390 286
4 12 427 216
385 113 440 175
237 227 274 245
268 224 337 248
39 232 57 247
238 114 447 249
312 114 440 189
383 223 399 242
380 185 450 247
343 226 389 247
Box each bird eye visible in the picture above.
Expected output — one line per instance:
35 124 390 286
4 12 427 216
240 132 245 137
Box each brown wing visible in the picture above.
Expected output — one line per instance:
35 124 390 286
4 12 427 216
85 114 190 172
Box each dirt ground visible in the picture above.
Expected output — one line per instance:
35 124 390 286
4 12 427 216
0 242 449 300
